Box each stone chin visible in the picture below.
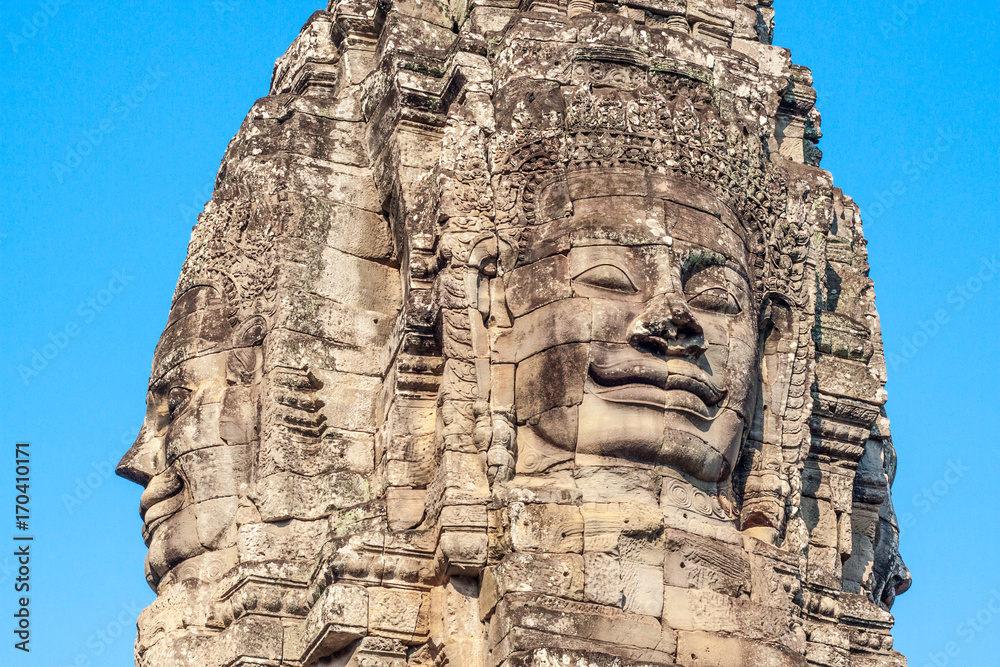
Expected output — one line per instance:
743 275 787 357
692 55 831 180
576 395 745 483
140 470 191 588
145 510 207 590
141 478 241 590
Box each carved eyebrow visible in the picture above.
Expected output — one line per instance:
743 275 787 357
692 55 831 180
149 379 172 400
149 366 183 396
680 249 752 288
571 259 633 278
681 249 726 280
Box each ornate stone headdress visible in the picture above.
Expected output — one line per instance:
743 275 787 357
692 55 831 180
441 14 811 308
173 197 279 331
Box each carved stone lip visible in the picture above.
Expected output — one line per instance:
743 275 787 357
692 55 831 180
588 384 715 418
588 344 725 415
140 470 184 544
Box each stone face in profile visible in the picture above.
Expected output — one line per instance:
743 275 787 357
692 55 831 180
119 285 261 591
117 2 910 666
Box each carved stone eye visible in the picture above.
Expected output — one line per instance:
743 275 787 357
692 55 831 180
687 287 741 315
573 265 637 293
167 387 192 417
684 265 742 315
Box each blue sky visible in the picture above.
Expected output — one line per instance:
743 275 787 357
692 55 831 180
0 1 996 665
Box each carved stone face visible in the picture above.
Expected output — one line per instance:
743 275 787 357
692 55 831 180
873 447 912 610
507 171 757 483
117 286 256 591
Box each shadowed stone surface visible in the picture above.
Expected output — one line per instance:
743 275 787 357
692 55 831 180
117 1 910 665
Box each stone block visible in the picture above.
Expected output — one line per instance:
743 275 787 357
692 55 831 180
369 587 430 643
294 584 369 663
237 517 329 563
216 615 285 666
484 553 586 607
622 560 665 617
386 487 426 531
252 470 370 522
494 297 592 363
585 552 623 606
575 467 662 506
677 631 808 667
663 530 751 598
508 502 585 553
662 587 804 652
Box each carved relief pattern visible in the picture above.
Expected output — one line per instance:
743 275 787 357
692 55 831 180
117 3 909 667
176 198 280 327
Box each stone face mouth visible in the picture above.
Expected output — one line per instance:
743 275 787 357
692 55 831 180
140 469 184 546
588 344 725 417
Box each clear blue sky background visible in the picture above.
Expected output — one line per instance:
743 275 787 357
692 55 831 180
0 1 996 665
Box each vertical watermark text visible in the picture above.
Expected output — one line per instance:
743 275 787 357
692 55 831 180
12 442 32 652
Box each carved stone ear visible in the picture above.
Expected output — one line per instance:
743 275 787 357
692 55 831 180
236 316 267 347
739 296 796 543
468 233 518 277
227 316 266 384
468 234 498 276
467 234 518 322
759 298 794 393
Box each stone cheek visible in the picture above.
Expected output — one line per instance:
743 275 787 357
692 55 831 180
493 297 593 364
514 343 590 423
118 3 908 667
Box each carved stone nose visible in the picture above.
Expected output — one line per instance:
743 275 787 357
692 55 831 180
891 560 912 598
117 424 159 487
627 293 706 358
878 552 912 610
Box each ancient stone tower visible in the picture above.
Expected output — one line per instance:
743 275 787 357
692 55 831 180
117 1 910 665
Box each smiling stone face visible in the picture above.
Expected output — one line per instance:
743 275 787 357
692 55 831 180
504 170 759 484
117 286 257 591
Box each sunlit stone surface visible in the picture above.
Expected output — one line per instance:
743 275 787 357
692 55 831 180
117 1 910 665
